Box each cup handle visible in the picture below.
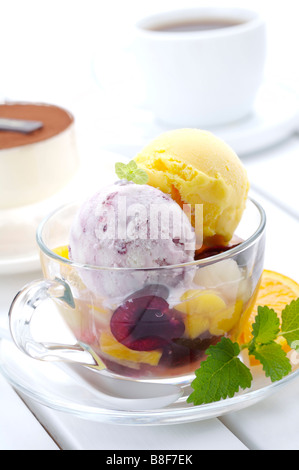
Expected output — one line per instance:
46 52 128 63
8 277 104 368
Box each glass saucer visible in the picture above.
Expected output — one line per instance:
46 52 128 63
1 338 299 426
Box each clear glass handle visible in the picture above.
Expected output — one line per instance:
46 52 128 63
8 277 98 366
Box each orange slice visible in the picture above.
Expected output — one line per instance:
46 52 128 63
100 332 162 366
238 270 299 364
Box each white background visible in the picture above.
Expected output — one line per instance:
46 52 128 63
1 0 299 105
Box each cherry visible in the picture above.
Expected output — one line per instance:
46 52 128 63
110 296 185 351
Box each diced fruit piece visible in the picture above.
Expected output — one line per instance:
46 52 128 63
126 337 167 351
100 355 141 372
178 289 227 314
52 245 88 290
176 290 226 339
209 299 243 336
53 245 70 259
160 342 192 368
100 332 162 366
238 270 299 365
184 315 210 340
110 295 185 351
111 296 168 341
195 259 241 286
84 347 106 370
194 259 243 303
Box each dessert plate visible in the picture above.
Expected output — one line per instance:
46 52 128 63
1 336 299 425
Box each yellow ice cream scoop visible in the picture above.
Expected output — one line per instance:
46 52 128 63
135 128 249 244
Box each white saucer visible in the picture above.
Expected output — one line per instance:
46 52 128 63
0 152 119 275
92 52 299 157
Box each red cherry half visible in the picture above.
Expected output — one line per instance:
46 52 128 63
110 296 185 351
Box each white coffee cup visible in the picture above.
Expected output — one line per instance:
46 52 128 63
134 7 266 127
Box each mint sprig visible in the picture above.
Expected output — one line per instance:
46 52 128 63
115 160 149 185
281 298 299 348
251 306 280 344
187 337 252 405
250 342 291 382
188 299 299 406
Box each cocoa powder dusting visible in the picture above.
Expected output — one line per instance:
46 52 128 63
0 103 74 150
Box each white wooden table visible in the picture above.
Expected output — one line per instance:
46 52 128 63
1 0 299 451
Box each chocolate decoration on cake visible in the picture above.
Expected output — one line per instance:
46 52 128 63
0 103 73 149
0 117 43 134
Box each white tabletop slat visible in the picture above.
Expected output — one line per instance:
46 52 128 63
0 271 60 450
219 376 299 451
17 397 248 451
0 373 58 450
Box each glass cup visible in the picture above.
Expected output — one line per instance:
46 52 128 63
9 198 266 384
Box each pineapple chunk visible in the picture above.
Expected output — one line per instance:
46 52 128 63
184 315 210 340
178 289 227 315
176 290 227 339
209 299 243 336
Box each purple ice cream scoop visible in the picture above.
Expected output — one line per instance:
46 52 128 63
69 181 196 303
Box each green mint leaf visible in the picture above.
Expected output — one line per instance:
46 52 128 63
126 160 138 171
134 168 150 185
187 337 252 406
281 298 299 348
250 342 292 382
115 162 128 180
115 160 149 185
251 306 280 345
